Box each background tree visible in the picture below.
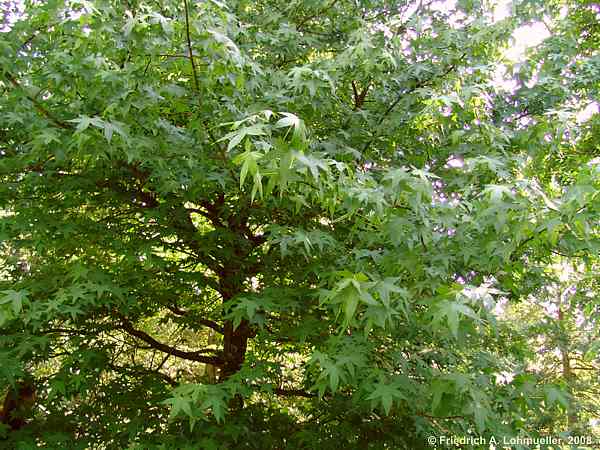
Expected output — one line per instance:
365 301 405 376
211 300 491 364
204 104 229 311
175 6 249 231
1 0 599 448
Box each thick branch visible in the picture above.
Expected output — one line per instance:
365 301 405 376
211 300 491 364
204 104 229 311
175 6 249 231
120 316 223 365
352 80 370 110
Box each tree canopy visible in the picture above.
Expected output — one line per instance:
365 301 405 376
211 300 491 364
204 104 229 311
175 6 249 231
1 0 600 448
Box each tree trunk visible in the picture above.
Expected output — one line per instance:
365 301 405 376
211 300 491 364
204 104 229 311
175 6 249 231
221 320 250 379
221 320 251 410
557 306 577 430
205 329 219 383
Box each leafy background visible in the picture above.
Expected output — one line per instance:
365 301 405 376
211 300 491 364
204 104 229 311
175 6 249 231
1 0 599 448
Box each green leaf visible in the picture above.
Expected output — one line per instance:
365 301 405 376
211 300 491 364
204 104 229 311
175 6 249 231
0 290 28 314
544 385 569 409
432 300 479 339
322 361 340 393
366 381 407 415
164 396 193 419
220 124 268 152
275 112 306 144
341 285 360 324
470 390 489 433
233 150 262 188
431 379 450 415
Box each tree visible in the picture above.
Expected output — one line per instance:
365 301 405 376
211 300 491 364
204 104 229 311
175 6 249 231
1 0 599 448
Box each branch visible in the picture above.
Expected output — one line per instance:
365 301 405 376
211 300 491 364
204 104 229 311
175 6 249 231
181 0 226 153
17 22 61 52
352 80 371 111
119 316 223 365
352 80 359 105
383 58 462 124
4 72 73 130
250 384 316 398
417 412 465 420
166 305 224 334
296 0 341 31
182 0 200 101
362 54 465 153
155 53 191 58
106 362 178 387
509 106 532 123
38 328 83 335
273 388 316 398
550 248 586 258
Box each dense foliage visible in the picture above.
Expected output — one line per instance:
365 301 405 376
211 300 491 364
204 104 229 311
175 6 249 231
1 0 599 448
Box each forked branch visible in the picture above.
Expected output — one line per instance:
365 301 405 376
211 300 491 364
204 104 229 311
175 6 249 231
120 316 223 365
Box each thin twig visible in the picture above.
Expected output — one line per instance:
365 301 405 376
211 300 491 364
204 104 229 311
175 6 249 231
181 0 226 153
296 0 341 31
417 412 465 420
5 72 73 129
183 0 201 102
362 54 466 153
166 304 224 334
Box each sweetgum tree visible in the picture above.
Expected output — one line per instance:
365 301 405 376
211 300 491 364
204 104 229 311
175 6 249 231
1 0 599 448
